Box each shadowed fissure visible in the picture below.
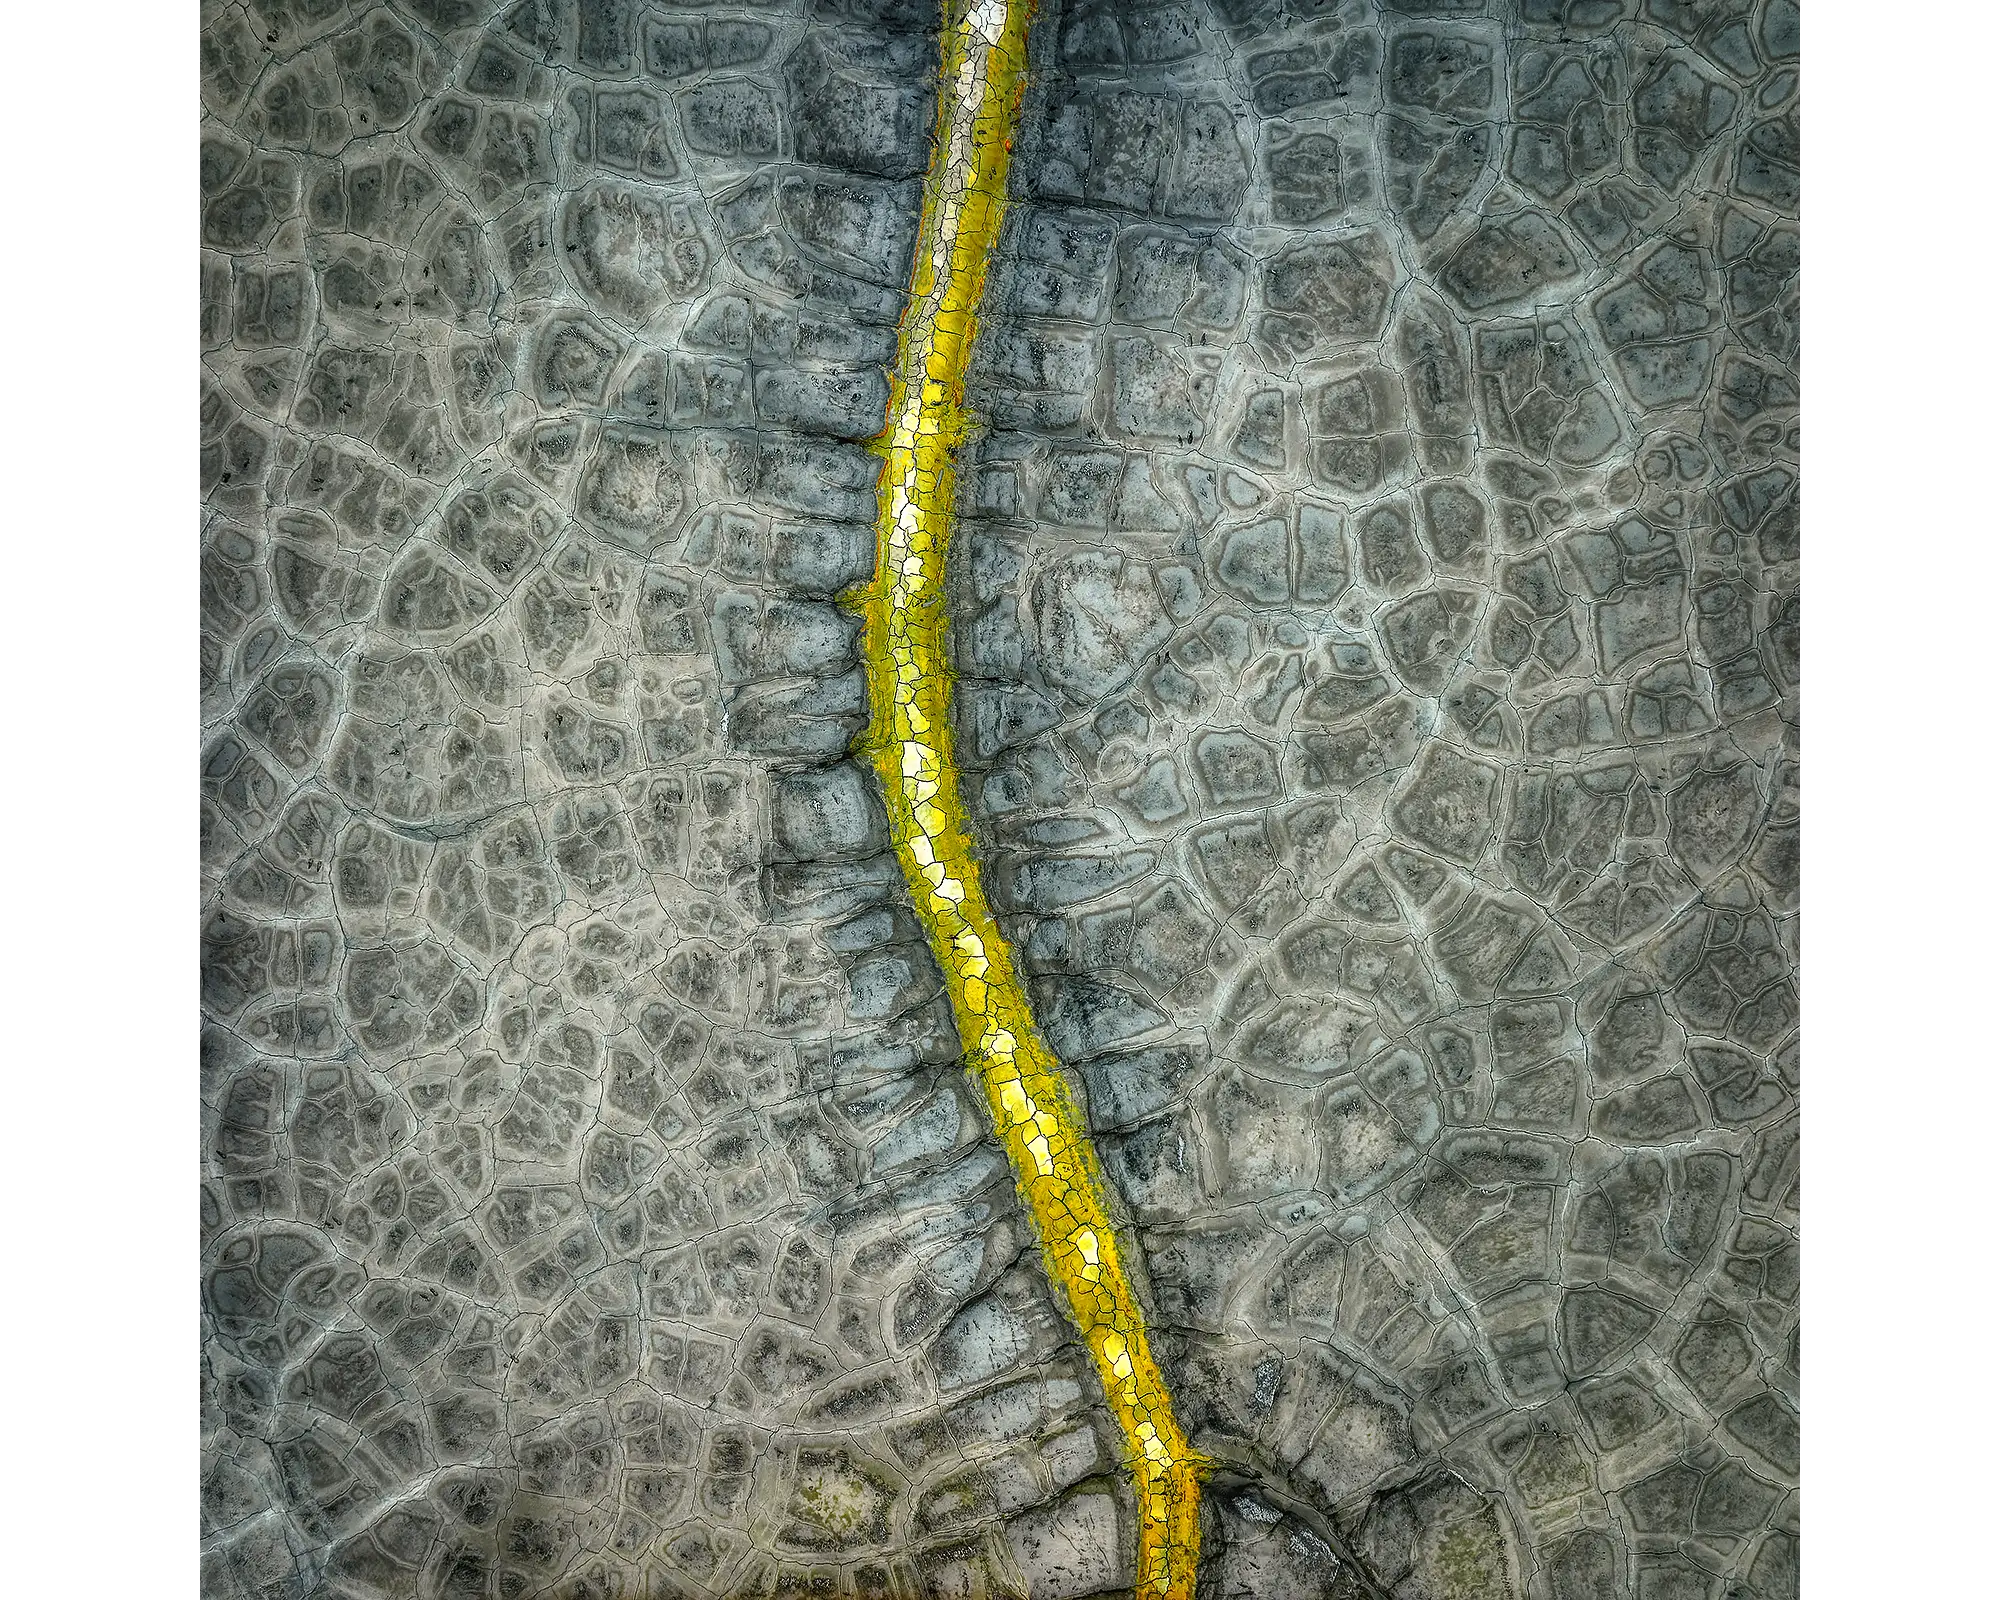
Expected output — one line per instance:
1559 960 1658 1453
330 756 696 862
848 0 1209 1591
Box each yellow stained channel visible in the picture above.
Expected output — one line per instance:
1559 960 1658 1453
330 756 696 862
851 0 1208 1591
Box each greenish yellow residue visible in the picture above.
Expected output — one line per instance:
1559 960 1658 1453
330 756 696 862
851 0 1209 1592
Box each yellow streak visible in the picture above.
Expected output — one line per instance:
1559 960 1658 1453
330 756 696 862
850 0 1208 1590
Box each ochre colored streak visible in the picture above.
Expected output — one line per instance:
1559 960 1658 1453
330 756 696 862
852 0 1207 1592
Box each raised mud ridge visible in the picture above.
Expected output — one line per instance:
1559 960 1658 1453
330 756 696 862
853 0 1208 1592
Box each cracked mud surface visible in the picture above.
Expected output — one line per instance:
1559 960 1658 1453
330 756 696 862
856 2 1206 1589
200 2 1800 1597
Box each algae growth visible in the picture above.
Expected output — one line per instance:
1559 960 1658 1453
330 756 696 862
852 0 1209 1592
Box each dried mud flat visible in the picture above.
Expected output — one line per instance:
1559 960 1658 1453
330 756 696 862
200 2 1799 1596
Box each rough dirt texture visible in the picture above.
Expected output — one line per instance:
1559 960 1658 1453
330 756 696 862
200 2 1799 1596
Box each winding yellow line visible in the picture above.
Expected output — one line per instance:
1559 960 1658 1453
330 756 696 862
851 0 1208 1591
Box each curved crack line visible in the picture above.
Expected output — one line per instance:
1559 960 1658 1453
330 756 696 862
846 0 1209 1591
